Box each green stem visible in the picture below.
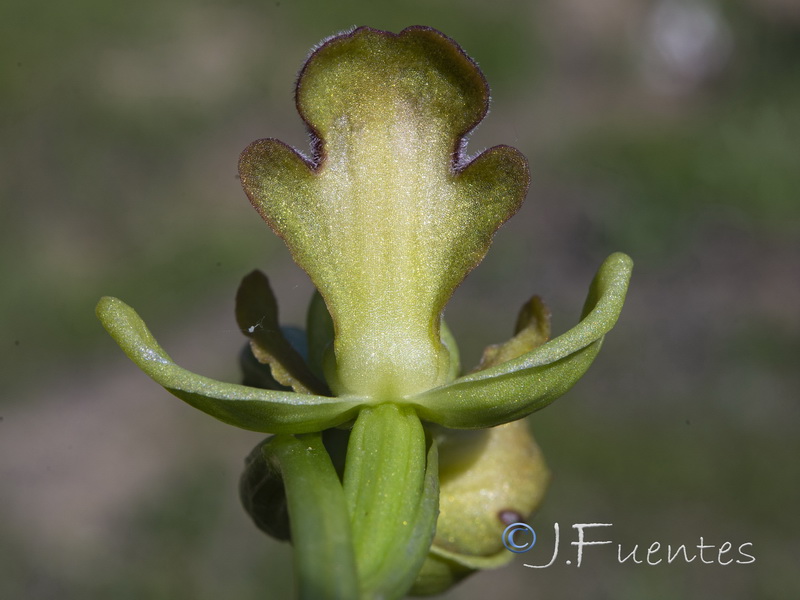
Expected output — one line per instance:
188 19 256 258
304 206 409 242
343 403 439 599
272 433 359 600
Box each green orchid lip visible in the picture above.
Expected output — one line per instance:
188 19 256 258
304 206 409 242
239 25 530 398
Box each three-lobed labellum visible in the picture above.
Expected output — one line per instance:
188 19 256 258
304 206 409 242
239 26 529 399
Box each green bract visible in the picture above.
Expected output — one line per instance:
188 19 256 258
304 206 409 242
97 26 631 432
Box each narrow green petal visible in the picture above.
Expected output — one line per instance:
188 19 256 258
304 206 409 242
474 295 551 372
239 27 529 399
412 253 633 428
235 270 328 395
96 296 361 434
439 319 461 382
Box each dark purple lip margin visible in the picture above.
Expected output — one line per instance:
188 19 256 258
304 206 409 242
294 25 490 173
239 25 529 183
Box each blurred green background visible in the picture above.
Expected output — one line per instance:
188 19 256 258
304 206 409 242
1 0 798 598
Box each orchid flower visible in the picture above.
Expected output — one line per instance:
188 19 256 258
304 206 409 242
97 26 632 599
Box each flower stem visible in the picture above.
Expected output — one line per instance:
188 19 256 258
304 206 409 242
343 403 439 599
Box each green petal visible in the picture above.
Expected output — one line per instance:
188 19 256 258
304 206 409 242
96 296 361 434
439 319 461 382
239 26 529 399
411 252 633 428
474 295 551 372
235 270 328 395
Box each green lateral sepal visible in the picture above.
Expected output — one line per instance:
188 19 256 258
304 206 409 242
96 296 362 434
411 252 633 428
270 433 360 600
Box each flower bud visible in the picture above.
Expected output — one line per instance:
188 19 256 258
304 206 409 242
412 420 549 595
